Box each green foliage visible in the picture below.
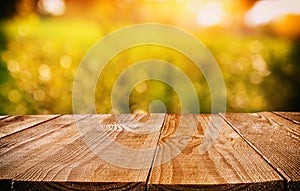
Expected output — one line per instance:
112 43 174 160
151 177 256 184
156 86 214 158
0 16 299 114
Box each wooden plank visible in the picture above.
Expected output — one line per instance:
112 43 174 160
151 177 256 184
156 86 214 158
274 112 300 124
221 112 300 191
0 115 59 138
148 114 284 190
0 116 8 120
0 115 88 179
0 114 165 191
12 181 142 191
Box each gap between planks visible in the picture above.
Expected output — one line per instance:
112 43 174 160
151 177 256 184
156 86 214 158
0 113 295 190
147 114 284 190
1 114 166 191
219 112 290 188
0 115 61 138
273 112 300 124
220 112 300 191
145 113 167 190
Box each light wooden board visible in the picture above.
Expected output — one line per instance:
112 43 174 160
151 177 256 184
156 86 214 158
0 114 165 190
0 116 8 120
148 114 284 190
0 115 87 179
274 112 300 124
222 112 300 191
0 115 59 138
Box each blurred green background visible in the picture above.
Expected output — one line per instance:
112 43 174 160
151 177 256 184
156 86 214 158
0 0 300 114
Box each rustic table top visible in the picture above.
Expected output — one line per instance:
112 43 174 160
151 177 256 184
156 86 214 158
0 112 299 191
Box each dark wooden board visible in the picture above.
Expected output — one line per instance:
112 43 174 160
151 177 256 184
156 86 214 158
274 112 300 124
148 114 284 190
0 114 165 191
221 112 300 191
0 115 59 138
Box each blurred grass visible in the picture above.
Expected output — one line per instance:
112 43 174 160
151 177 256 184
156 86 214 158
0 16 102 114
0 16 299 114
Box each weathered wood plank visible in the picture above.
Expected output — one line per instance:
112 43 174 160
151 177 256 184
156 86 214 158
0 115 88 180
0 114 165 191
221 112 300 191
274 112 300 124
148 114 284 190
12 181 143 191
0 115 59 138
0 116 8 120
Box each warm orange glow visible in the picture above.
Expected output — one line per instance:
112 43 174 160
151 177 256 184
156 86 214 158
245 0 300 26
273 14 300 38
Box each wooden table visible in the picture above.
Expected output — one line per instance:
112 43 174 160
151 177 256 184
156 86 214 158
0 112 299 191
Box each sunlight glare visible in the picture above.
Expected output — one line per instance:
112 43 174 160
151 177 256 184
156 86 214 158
196 1 224 27
39 0 65 16
245 0 300 26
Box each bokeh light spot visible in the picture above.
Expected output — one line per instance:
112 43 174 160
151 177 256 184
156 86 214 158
249 71 263 85
251 54 271 77
196 1 224 27
135 82 148 93
38 0 65 16
39 64 51 82
7 60 20 73
33 89 46 101
8 90 21 103
60 55 72 68
245 0 300 26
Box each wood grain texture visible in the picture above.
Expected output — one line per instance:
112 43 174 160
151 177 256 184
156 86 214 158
12 181 143 191
274 112 300 124
148 114 284 190
222 112 300 191
0 115 87 180
0 115 59 138
2 113 298 190
0 114 165 191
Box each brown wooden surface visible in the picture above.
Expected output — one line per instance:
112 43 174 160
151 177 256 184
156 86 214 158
0 115 59 138
274 112 300 124
0 114 165 191
0 116 7 120
0 113 299 190
148 114 284 190
222 112 300 191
